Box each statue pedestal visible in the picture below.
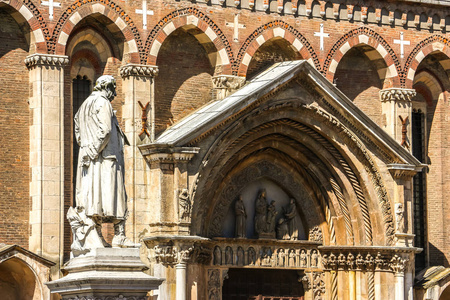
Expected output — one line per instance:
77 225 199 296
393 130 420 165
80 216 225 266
395 233 415 247
46 248 163 299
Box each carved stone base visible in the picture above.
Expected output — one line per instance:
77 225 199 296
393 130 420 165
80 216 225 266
395 233 415 247
45 248 163 300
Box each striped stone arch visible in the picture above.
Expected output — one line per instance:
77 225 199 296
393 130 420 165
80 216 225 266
323 27 401 87
235 21 319 77
403 35 450 88
144 8 234 74
51 0 143 63
1 0 50 52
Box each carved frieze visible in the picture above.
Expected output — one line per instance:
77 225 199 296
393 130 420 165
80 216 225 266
119 64 159 78
379 88 416 102
309 226 323 242
313 272 326 300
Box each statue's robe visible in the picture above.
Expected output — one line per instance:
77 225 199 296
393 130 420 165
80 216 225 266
74 91 127 219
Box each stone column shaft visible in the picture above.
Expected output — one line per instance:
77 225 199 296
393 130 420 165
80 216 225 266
120 64 158 240
176 263 187 300
25 54 68 273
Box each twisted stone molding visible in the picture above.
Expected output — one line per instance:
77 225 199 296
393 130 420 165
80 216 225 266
120 64 159 78
380 88 417 102
24 54 69 69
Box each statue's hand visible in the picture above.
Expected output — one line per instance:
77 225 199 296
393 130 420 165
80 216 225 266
81 155 91 167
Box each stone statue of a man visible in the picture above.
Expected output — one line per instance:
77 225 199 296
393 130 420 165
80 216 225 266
68 75 136 256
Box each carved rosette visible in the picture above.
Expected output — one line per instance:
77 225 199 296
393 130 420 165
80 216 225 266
24 54 69 69
119 64 159 78
379 88 416 102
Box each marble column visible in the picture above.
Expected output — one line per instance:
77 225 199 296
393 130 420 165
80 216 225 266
120 64 158 241
390 255 408 300
176 263 187 300
379 88 416 148
25 54 69 274
212 75 246 100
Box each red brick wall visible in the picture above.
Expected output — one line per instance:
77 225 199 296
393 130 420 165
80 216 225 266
155 29 214 135
0 10 30 248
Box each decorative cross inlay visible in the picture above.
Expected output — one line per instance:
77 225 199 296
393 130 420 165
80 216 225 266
226 14 246 43
394 32 410 59
135 0 154 30
314 24 329 51
41 0 61 20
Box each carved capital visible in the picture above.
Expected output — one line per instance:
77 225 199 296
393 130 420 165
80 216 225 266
212 75 246 90
390 254 408 275
380 88 416 102
24 54 69 69
120 64 159 78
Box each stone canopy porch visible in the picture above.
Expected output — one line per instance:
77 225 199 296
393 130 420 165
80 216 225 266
138 61 424 300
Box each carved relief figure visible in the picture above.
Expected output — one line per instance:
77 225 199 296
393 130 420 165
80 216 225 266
237 247 244 266
277 249 285 267
289 249 295 267
225 246 233 265
284 198 299 240
179 188 191 222
70 75 136 256
248 247 256 265
213 246 222 265
254 189 268 237
300 249 307 267
276 218 290 240
311 250 318 268
395 203 405 233
235 195 247 238
266 200 278 234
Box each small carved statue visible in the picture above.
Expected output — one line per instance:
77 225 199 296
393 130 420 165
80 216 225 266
179 188 191 222
278 249 285 267
395 202 405 233
300 249 307 267
276 218 290 240
266 200 278 233
311 250 318 267
225 246 233 265
213 246 222 265
237 247 244 266
248 247 256 265
289 249 295 267
284 198 299 240
234 195 247 238
254 189 268 237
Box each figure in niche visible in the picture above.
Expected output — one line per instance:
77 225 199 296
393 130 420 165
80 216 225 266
311 249 318 267
289 249 295 267
276 218 290 240
234 195 247 238
179 188 191 222
225 246 233 265
254 189 268 237
237 247 244 266
266 200 278 235
284 198 298 240
395 203 405 233
213 246 222 265
277 249 285 267
300 249 307 267
248 247 256 265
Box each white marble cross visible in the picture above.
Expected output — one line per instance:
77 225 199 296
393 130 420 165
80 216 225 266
226 14 246 43
135 0 154 30
394 32 410 59
41 0 61 20
314 24 329 51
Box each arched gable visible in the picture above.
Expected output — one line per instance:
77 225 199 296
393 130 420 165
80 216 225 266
323 27 401 87
51 1 142 63
0 0 48 52
235 21 319 76
404 35 450 88
145 8 234 74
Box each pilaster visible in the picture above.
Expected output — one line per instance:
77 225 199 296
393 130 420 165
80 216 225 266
119 64 158 242
212 75 246 100
379 88 416 148
25 54 69 275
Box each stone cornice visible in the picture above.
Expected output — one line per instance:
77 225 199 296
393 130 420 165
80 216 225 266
212 75 246 90
387 163 427 179
24 54 69 69
119 64 159 78
380 88 417 102
139 144 199 163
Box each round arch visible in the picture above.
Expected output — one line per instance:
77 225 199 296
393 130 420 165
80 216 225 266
323 27 401 87
235 21 319 76
145 8 234 74
404 35 450 88
0 257 43 300
51 1 142 63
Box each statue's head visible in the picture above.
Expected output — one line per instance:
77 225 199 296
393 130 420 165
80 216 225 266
94 75 117 101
